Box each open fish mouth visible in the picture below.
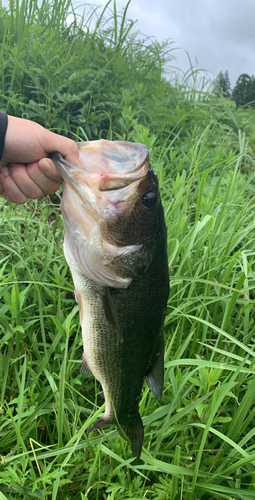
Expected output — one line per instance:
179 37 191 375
51 140 149 218
51 140 154 288
52 139 148 191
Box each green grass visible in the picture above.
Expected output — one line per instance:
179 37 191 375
2 120 255 499
2 0 255 498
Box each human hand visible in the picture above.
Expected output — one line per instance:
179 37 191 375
0 116 80 204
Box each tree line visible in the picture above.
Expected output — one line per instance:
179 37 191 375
215 71 255 108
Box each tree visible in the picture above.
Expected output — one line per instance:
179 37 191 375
232 74 255 108
214 70 231 97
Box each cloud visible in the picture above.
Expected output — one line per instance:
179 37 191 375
68 0 255 87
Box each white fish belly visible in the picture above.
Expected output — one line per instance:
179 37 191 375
64 239 122 420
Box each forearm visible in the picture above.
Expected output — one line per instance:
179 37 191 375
0 112 8 161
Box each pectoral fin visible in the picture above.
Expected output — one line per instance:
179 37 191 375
145 336 164 401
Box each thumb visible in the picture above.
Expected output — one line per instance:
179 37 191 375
38 158 63 182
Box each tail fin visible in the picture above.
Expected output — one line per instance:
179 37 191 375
120 415 144 459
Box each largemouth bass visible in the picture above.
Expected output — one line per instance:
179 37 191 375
52 140 169 458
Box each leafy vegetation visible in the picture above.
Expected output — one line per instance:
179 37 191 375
215 70 255 108
232 74 255 108
1 0 255 499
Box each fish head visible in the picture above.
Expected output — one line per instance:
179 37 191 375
51 139 166 288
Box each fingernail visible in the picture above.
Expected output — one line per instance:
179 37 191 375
1 166 9 177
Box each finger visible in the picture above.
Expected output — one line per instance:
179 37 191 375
38 158 63 182
0 162 9 195
8 163 43 199
42 134 81 167
27 162 60 193
61 139 81 166
1 166 28 204
0 175 4 195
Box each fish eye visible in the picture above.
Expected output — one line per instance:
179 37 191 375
142 191 157 209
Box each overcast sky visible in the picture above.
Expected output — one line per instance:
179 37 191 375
75 0 255 89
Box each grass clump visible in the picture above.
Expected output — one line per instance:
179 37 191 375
1 0 255 499
0 0 177 141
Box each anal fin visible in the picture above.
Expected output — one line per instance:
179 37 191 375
145 335 164 401
86 415 112 434
80 356 93 377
